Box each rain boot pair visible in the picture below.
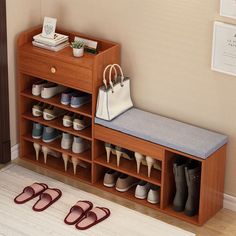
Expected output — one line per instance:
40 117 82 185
172 156 201 217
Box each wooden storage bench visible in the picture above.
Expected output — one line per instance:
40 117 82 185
94 108 228 225
18 26 227 226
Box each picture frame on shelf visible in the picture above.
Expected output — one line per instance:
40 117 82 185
212 21 236 76
42 16 57 39
220 0 236 19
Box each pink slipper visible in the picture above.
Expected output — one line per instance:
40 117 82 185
64 200 93 225
14 183 48 204
76 207 110 230
32 188 62 212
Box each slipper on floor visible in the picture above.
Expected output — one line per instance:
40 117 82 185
76 207 110 230
14 182 48 204
64 200 93 225
32 188 62 212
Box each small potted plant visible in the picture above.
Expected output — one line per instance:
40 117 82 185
71 40 85 57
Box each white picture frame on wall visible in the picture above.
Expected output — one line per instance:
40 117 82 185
220 0 236 19
212 21 236 76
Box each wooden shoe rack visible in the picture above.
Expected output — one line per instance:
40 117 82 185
18 26 226 226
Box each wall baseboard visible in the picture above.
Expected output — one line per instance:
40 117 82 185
223 194 236 212
10 144 236 212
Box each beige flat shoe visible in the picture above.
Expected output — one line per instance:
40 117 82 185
115 174 138 192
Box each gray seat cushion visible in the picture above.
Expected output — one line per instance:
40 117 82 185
95 108 228 159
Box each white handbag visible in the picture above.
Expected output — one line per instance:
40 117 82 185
96 64 133 121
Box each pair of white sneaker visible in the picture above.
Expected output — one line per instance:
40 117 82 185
32 80 65 99
135 180 160 204
61 133 90 154
63 113 91 131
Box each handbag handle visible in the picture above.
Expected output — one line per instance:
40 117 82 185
103 64 117 89
109 64 125 91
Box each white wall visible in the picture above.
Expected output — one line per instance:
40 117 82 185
6 0 42 146
40 0 236 196
7 0 236 196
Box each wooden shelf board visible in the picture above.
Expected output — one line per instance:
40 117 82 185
95 154 161 186
21 153 91 184
94 180 160 211
22 112 92 141
22 134 92 163
20 89 92 118
164 206 199 225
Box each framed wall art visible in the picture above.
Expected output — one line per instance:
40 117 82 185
220 0 236 19
212 21 236 76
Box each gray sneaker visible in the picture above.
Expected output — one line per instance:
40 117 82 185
32 123 43 139
103 169 120 188
42 127 59 143
70 92 91 108
72 137 90 153
61 132 73 150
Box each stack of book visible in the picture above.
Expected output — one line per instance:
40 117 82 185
32 33 69 52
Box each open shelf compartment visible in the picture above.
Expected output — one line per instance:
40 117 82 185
93 164 161 211
21 139 92 183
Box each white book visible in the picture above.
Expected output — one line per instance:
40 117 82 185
33 33 69 47
32 40 69 52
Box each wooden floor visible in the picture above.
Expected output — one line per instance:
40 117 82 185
3 159 236 236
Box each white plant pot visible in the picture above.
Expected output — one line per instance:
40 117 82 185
73 48 84 57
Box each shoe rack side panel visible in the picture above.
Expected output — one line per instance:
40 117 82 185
161 151 175 210
91 43 121 184
17 28 40 159
198 144 227 225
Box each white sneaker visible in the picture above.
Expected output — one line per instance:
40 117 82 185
73 115 91 131
135 181 151 199
63 112 75 127
61 133 73 150
72 137 90 154
43 106 65 121
41 83 66 99
147 185 160 204
32 80 48 96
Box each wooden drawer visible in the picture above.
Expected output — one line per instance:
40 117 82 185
18 51 93 93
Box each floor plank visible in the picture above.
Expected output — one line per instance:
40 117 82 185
3 159 236 236
0 163 194 236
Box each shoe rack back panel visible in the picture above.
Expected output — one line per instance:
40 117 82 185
17 26 226 226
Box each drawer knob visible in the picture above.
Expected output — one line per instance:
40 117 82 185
50 67 57 74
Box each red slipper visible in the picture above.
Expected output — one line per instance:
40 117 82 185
64 200 93 225
14 183 48 204
75 207 111 230
32 188 62 212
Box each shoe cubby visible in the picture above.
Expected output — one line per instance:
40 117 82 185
20 139 92 183
93 164 161 211
161 151 202 224
22 111 92 141
20 77 92 118
93 140 162 187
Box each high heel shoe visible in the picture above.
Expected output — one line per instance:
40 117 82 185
71 157 80 175
42 146 61 164
135 152 145 174
146 156 156 177
62 153 70 171
105 143 113 163
42 146 49 164
115 146 134 167
33 143 41 161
